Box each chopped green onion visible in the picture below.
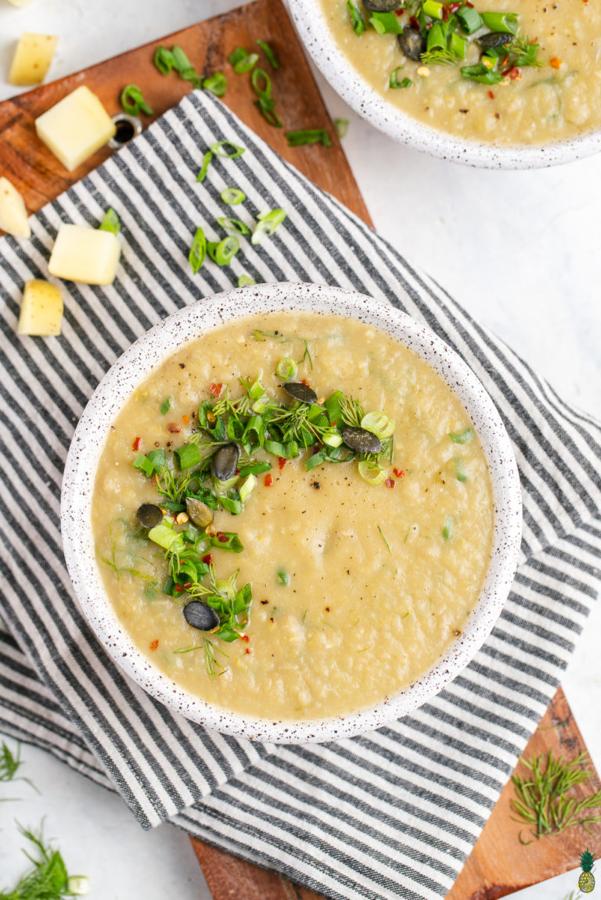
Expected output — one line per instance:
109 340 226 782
346 0 366 35
237 274 256 288
322 431 343 448
449 32 467 59
219 496 243 515
251 208 287 245
210 140 246 158
255 95 282 127
455 459 468 482
369 11 404 34
427 21 448 52
171 46 194 75
480 11 518 34
203 72 228 96
120 84 153 117
277 568 290 586
99 208 120 235
188 226 207 274
239 474 257 503
442 516 453 541
160 397 172 415
251 67 272 97
216 216 251 236
228 47 259 74
148 523 182 551
461 63 503 84
358 460 388 485
207 235 240 266
285 128 332 147
133 454 154 477
196 150 213 182
449 428 474 444
221 187 246 205
276 357 298 379
239 459 271 476
422 0 444 18
334 117 349 138
176 443 202 469
257 39 280 69
389 69 413 89
361 411 395 439
456 5 482 34
210 531 243 552
153 46 174 75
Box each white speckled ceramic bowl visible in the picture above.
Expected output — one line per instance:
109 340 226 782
290 0 601 169
62 282 522 743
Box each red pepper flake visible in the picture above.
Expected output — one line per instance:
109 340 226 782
132 436 141 451
167 422 181 434
549 57 562 69
244 648 251 655
182 414 190 425
174 584 184 593
217 532 229 543
394 6 405 13
202 553 213 565
393 468 406 479
209 382 223 398
385 478 395 489
409 15 419 27
149 639 159 651
241 634 250 643
277 457 287 470
300 378 310 386
505 66 521 80
264 473 273 487
487 90 495 100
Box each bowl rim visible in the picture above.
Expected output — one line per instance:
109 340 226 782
61 282 522 744
289 0 601 170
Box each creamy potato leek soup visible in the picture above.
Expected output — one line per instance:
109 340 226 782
321 0 601 145
93 312 494 720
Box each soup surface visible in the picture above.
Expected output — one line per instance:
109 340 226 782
321 0 601 145
93 312 494 720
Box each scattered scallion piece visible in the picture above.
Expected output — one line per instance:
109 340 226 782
358 460 388 486
120 84 153 117
251 208 287 245
196 150 213 183
203 72 228 97
257 39 280 70
455 458 468 482
251 66 282 127
210 140 246 158
237 274 255 287
285 128 332 147
220 187 246 205
480 11 518 34
216 216 251 236
98 208 120 235
442 516 453 540
361 411 395 439
277 568 290 586
153 46 175 75
251 67 272 97
334 117 349 138
389 69 413 89
422 0 444 18
346 0 366 35
207 235 240 266
461 63 503 84
456 5 482 33
449 428 473 444
255 95 282 127
160 397 172 415
228 47 259 74
275 357 298 379
369 11 404 34
188 226 207 274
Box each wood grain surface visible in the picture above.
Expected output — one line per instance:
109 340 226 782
1 1 599 896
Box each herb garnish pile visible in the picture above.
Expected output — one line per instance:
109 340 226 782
347 0 541 87
129 339 396 674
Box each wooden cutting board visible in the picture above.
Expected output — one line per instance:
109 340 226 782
2 1 599 895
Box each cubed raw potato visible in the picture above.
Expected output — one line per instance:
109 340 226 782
9 33 58 86
48 223 121 285
18 280 63 336
35 86 116 172
0 177 31 239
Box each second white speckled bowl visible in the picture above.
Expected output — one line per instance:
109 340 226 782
290 0 601 169
62 283 522 743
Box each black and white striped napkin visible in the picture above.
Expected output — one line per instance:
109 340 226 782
1 90 600 900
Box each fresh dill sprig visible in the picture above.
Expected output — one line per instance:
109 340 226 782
155 467 192 503
511 751 601 842
0 741 38 795
1 822 88 898
174 637 227 678
420 48 457 66
338 395 365 428
377 525 392 553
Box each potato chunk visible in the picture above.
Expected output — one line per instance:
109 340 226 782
0 177 31 239
18 280 63 336
35 86 116 172
9 33 58 86
48 224 121 285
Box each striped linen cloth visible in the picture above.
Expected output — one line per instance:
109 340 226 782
1 90 600 899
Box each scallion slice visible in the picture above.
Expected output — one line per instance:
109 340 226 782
120 84 153 117
389 69 413 89
203 72 228 96
237 274 256 287
251 67 272 98
334 117 349 138
346 0 366 35
257 39 280 70
228 47 259 74
189 226 207 274
99 208 121 235
207 235 240 266
442 516 454 541
285 128 332 147
480 11 518 34
422 0 444 18
196 150 213 183
369 11 404 34
251 208 287 245
449 428 474 443
456 5 482 34
220 187 246 205
275 357 298 379
277 568 290 586
153 46 174 75
210 140 246 158
358 460 388 485
160 397 172 415
216 216 251 236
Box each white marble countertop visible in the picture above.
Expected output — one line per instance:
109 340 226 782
0 1 599 897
